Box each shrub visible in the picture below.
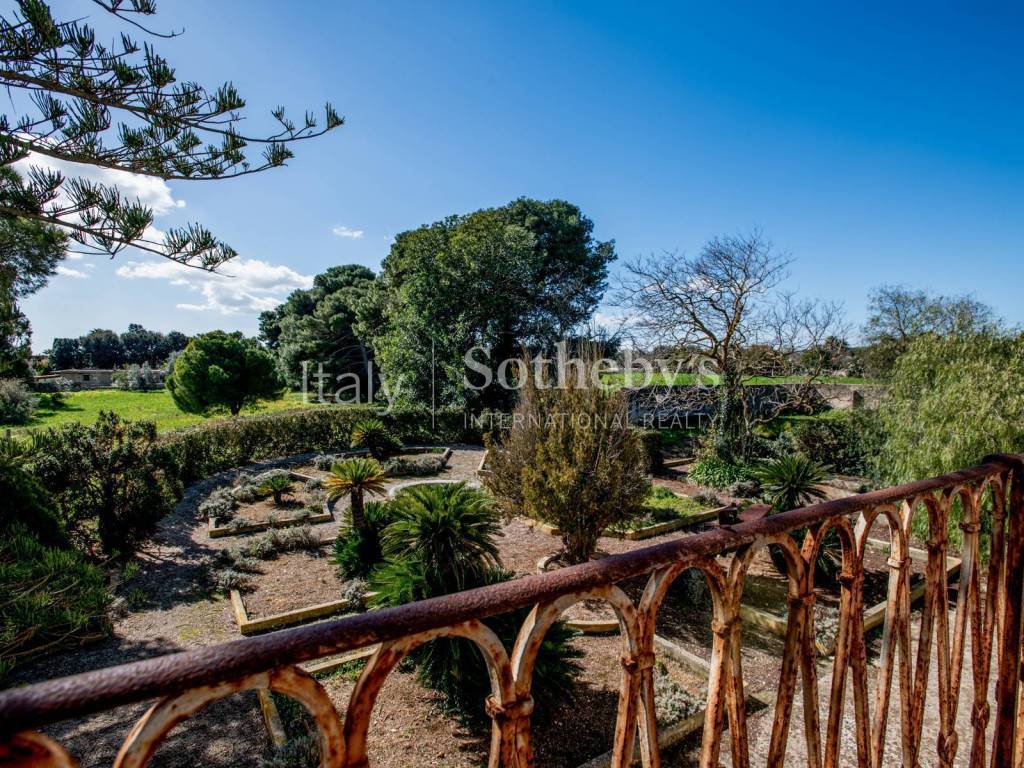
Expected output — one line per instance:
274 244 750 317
313 453 341 471
268 525 322 554
324 457 387 534
0 436 66 547
258 474 294 505
653 664 704 726
484 356 649 564
370 483 582 720
687 456 751 490
791 413 875 476
199 487 236 521
381 454 446 477
156 405 383 485
112 363 162 391
350 418 402 460
214 568 252 593
331 501 395 579
29 412 177 555
0 378 36 424
0 524 111 679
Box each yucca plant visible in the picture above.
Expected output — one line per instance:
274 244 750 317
258 474 294 506
370 482 583 721
350 418 402 461
324 457 387 533
754 455 839 582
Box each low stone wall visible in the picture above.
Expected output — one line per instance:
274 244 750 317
627 382 885 427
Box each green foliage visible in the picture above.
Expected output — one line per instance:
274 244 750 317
324 457 387 533
259 265 375 389
790 412 882 476
370 483 582 720
0 2 341 270
688 456 751 490
879 331 1024 551
381 454 446 477
0 377 36 423
609 486 709 532
350 418 401 460
484 359 649 564
754 455 829 513
358 198 615 410
0 458 66 547
331 501 395 579
0 212 67 379
29 412 176 554
0 523 110 679
167 331 283 416
258 474 294 505
112 363 163 391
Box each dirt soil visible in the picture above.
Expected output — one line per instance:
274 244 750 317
232 491 321 525
4 446 943 768
241 546 341 618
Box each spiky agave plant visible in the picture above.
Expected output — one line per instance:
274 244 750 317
370 482 583 720
754 455 840 582
324 457 387 533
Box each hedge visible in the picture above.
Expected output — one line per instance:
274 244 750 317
157 404 481 485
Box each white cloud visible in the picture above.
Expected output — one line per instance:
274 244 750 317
13 152 185 216
55 265 89 279
331 224 364 239
115 257 313 315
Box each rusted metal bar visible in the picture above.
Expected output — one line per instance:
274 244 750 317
0 455 1020 768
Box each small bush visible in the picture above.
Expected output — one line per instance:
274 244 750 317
269 525 322 554
214 568 252 592
113 363 162 391
688 456 751 489
381 455 446 477
199 487 236 521
653 664 704 726
792 413 877 476
331 501 396 579
0 378 36 424
242 535 277 560
350 418 402 460
313 453 341 471
258 474 294 505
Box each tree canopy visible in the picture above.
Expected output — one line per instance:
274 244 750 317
0 203 67 377
166 331 282 415
259 264 375 390
358 198 615 409
0 0 342 270
861 284 996 377
50 324 188 369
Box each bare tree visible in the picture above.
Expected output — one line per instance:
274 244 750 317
616 231 846 460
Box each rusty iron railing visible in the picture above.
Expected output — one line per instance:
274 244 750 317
2 454 1024 767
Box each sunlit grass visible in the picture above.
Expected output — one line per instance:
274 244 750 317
9 389 319 433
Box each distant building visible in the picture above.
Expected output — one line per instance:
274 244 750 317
35 369 116 390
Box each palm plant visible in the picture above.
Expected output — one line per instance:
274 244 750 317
370 482 582 720
754 455 839 581
331 500 395 578
754 454 829 512
258 474 294 506
350 418 402 461
324 457 387 533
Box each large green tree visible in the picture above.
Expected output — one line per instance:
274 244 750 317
0 201 67 378
166 331 282 416
359 198 615 409
0 0 341 270
259 265 375 390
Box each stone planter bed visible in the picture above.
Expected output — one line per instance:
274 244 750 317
208 470 332 538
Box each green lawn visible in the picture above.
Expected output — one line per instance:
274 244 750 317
8 389 318 434
609 486 712 532
601 372 879 387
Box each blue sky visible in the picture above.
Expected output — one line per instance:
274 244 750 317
21 0 1023 350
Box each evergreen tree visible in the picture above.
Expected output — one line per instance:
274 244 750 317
0 1 342 271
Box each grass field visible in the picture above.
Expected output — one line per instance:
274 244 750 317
600 372 878 387
7 389 319 434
